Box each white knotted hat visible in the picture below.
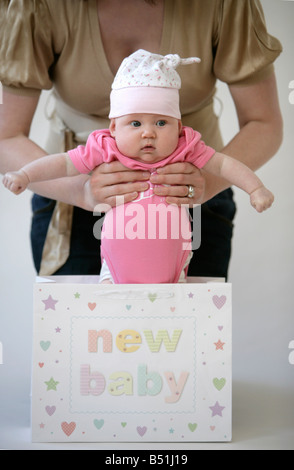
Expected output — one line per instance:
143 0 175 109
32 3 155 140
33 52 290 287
109 49 201 119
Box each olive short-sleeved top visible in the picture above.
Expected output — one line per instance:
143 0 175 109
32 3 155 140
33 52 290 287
0 0 282 150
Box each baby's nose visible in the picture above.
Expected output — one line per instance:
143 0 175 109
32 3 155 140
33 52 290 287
142 125 155 137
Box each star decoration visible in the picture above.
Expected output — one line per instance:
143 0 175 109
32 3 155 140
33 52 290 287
188 292 194 299
209 401 225 417
214 339 225 351
55 327 61 333
74 292 80 298
42 295 58 311
45 377 59 391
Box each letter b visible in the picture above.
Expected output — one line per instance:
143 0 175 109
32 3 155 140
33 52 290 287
137 364 162 396
80 364 105 396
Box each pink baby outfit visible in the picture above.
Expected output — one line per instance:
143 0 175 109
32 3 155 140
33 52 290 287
68 127 215 283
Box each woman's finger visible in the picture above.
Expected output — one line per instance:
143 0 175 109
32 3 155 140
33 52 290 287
151 162 205 205
88 162 151 208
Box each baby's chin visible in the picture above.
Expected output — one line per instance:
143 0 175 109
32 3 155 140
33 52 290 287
126 147 176 164
134 153 166 164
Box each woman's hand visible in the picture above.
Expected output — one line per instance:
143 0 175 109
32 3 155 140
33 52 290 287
150 162 205 206
83 161 151 211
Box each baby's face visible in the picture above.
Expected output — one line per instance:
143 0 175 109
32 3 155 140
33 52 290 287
109 114 182 164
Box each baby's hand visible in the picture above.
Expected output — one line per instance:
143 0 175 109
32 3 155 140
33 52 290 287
250 186 274 213
2 170 30 195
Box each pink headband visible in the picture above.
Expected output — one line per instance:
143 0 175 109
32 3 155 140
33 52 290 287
109 86 181 119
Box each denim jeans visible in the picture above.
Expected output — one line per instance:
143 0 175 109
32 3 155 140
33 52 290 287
31 188 236 279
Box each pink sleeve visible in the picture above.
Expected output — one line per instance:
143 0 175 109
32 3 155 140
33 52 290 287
189 139 215 169
67 131 106 174
182 128 215 169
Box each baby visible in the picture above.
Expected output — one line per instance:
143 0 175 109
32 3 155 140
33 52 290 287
3 50 274 284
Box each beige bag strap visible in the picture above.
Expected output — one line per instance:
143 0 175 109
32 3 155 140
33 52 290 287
39 201 74 275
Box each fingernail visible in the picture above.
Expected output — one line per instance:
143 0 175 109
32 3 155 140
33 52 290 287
130 192 138 200
150 173 159 181
153 186 164 194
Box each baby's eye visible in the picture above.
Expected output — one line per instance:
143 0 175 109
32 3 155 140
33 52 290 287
131 121 141 127
156 120 166 127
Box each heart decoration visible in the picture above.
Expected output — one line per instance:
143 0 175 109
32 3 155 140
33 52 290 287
40 341 51 351
188 423 197 432
93 419 104 430
213 377 226 391
148 293 157 303
61 421 76 436
136 426 147 436
45 405 56 416
88 302 96 311
212 295 226 309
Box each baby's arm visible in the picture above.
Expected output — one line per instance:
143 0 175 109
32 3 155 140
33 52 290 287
203 152 274 212
2 152 79 195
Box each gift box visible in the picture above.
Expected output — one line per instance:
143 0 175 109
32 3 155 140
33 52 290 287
31 276 232 442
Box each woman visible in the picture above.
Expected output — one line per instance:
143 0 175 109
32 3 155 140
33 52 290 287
0 0 283 279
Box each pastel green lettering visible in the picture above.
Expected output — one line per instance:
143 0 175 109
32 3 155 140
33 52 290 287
137 364 162 396
143 329 182 352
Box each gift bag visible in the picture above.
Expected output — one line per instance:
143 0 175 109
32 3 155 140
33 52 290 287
31 276 232 442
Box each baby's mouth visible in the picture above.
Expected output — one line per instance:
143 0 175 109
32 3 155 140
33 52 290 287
142 145 155 151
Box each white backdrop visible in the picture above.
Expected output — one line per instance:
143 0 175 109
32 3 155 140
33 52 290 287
0 0 293 450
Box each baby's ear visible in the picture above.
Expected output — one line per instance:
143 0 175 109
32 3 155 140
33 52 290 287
178 120 183 135
109 119 116 137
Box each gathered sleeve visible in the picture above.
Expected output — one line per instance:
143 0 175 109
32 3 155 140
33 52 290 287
212 0 282 86
0 0 55 95
67 130 116 174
